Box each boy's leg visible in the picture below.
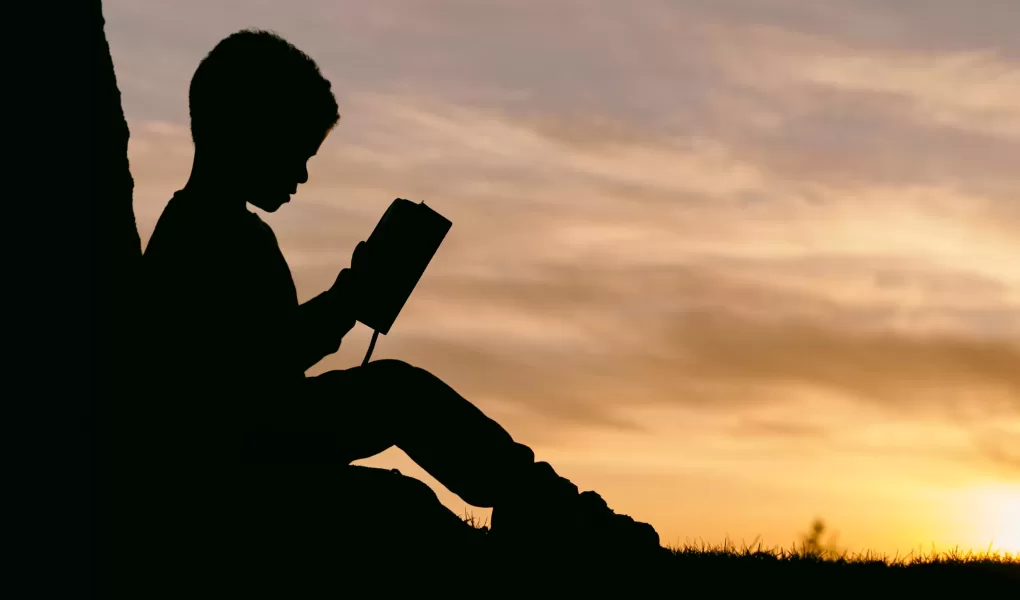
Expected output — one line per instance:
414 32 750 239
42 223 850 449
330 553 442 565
275 359 539 508
256 358 661 558
158 367 662 588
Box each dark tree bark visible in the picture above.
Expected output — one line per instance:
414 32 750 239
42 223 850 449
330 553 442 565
90 1 149 596
13 0 145 596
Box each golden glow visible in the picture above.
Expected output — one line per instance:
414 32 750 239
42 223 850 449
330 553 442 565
974 484 1020 555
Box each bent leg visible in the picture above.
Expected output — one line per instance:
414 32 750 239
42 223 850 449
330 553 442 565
249 360 663 559
270 359 536 508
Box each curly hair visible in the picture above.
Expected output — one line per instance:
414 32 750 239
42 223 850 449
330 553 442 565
189 29 340 147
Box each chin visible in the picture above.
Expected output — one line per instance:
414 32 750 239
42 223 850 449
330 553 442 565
251 195 290 213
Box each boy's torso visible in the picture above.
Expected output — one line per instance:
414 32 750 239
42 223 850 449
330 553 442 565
143 190 302 394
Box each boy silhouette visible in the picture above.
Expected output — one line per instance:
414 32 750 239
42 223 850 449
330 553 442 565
143 29 659 569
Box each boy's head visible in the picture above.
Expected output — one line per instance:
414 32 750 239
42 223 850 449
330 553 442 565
189 29 339 212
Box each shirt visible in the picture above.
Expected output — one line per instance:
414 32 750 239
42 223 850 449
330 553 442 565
142 188 346 463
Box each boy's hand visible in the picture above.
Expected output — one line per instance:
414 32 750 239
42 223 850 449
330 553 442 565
350 240 373 275
329 241 373 322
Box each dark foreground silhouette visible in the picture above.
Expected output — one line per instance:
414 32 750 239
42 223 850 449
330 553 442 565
82 2 1018 596
141 27 662 594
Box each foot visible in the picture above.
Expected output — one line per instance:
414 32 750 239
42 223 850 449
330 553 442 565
490 462 662 560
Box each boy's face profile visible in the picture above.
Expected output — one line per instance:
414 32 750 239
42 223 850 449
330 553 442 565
231 125 328 213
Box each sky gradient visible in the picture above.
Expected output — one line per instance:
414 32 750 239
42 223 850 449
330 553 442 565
105 0 1020 554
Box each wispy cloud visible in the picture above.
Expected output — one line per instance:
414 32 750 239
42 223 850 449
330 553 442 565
797 51 1020 139
126 97 1020 460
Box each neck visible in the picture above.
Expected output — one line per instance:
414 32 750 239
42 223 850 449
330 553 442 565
183 148 248 212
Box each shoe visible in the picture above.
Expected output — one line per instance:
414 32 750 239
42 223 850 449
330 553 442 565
490 462 663 562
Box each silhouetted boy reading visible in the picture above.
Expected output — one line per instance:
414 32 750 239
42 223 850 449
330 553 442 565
143 29 658 562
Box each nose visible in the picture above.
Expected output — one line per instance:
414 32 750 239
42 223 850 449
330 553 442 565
296 164 309 185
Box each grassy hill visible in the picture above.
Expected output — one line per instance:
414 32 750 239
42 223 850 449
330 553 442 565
450 515 1020 593
479 541 1019 593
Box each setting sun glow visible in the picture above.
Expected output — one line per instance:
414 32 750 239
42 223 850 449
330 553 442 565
975 485 1020 555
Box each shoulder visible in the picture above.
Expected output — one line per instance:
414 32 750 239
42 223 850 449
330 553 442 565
145 193 236 271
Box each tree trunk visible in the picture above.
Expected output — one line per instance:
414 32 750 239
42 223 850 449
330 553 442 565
90 0 149 596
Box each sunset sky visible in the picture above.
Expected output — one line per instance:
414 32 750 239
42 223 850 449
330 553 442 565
105 0 1019 555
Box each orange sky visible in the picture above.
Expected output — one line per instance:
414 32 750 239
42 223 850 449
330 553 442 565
105 0 1020 555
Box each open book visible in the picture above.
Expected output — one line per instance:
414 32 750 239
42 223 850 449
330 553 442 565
355 198 452 335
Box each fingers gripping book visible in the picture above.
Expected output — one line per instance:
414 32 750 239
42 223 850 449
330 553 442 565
355 198 452 337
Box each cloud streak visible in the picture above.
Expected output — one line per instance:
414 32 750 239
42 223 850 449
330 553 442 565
125 86 1020 446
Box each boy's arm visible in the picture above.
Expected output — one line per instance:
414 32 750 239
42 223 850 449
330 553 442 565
288 242 370 372
291 277 356 372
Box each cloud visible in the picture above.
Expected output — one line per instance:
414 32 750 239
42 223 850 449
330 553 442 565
125 96 1020 434
796 51 1020 139
355 259 1020 439
975 425 1020 477
107 0 1020 196
730 417 828 440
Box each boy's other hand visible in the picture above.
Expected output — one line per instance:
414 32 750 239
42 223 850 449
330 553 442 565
331 267 355 294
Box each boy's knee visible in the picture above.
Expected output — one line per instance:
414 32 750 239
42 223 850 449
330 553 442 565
366 359 432 385
367 358 413 372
